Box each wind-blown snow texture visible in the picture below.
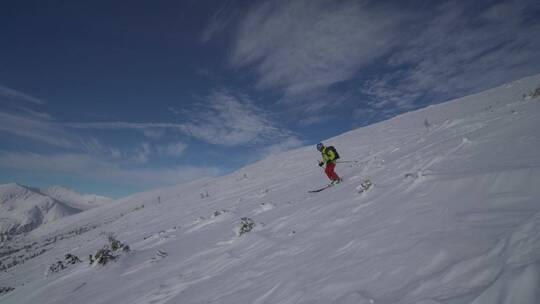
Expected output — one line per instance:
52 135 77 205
1 75 540 304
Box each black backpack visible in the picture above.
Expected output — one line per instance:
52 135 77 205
326 146 340 160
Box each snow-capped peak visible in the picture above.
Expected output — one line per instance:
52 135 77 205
43 185 111 210
0 183 111 237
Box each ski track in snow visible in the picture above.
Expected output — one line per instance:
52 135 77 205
1 75 540 304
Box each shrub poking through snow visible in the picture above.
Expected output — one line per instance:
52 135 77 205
90 235 130 266
156 250 168 258
0 286 15 295
65 253 82 264
424 118 431 132
48 261 66 273
533 86 540 98
108 235 130 252
357 179 373 193
47 253 82 274
200 190 210 199
235 217 255 236
91 247 115 266
212 210 229 218
524 85 540 99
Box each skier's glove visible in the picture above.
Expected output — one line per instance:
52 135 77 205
318 161 324 167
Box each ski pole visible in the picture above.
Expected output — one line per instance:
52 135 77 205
336 160 360 164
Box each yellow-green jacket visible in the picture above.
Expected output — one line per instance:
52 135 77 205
320 147 338 165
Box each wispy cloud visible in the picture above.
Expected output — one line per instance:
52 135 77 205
64 121 182 131
223 0 540 118
127 141 188 162
133 142 152 164
361 71 423 111
181 90 291 146
0 85 45 105
257 136 305 158
363 0 540 108
157 142 188 157
0 85 83 148
200 0 237 42
0 111 77 148
230 0 401 100
0 151 221 187
68 90 293 146
0 90 153 163
297 114 334 127
0 92 220 192
142 128 165 139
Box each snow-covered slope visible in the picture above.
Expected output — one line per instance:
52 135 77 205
0 184 111 237
0 184 81 236
43 185 111 210
1 75 540 304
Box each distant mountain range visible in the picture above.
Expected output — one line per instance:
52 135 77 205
0 183 111 237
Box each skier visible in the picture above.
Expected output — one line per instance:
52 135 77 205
316 143 342 185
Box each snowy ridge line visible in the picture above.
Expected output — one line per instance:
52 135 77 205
0 75 539 303
0 183 111 239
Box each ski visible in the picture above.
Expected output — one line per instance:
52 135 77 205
308 184 333 193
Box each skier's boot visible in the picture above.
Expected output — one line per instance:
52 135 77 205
331 178 342 185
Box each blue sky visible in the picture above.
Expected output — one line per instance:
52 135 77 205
1 0 539 198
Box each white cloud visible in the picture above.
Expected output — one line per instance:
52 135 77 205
157 142 188 157
230 0 400 100
67 90 293 146
363 0 540 108
110 148 122 159
0 85 45 105
79 137 109 155
0 106 142 165
64 121 183 131
258 136 305 157
297 114 334 126
0 85 112 152
126 141 186 163
0 111 76 148
181 90 290 146
0 152 100 174
200 0 237 42
0 109 123 157
225 0 540 118
361 71 423 111
0 151 221 187
168 106 182 116
133 142 151 164
142 128 165 139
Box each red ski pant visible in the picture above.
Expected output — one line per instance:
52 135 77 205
325 162 340 181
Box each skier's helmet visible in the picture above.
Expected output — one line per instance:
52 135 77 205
316 143 324 151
